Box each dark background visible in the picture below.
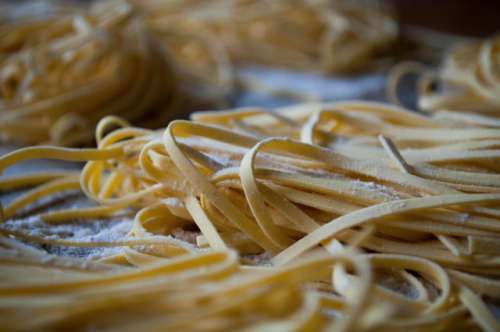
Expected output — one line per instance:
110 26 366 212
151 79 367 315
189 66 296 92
2 0 499 37
387 0 500 37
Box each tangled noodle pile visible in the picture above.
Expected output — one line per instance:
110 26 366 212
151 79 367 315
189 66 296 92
0 101 499 331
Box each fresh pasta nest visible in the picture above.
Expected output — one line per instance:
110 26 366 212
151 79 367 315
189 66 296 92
0 101 499 331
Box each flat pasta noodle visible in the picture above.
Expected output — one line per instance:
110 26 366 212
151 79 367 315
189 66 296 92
0 101 499 331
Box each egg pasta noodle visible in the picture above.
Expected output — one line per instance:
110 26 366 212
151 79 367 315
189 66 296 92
0 101 499 331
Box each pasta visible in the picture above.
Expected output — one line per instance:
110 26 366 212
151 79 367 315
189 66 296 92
0 0 224 146
0 101 499 331
387 34 500 127
0 1 80 56
136 0 398 74
0 0 399 146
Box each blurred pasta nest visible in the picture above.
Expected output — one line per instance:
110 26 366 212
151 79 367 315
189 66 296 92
388 34 500 126
137 0 398 73
424 35 500 120
0 0 398 147
0 0 229 146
